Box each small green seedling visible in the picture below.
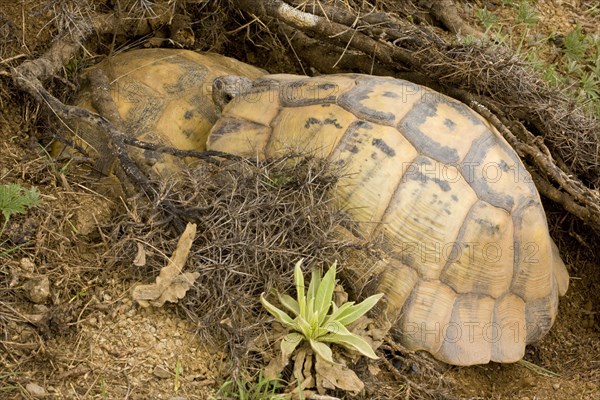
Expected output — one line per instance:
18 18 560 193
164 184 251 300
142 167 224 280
261 259 383 364
0 183 40 237
213 372 284 400
174 359 182 394
100 376 107 400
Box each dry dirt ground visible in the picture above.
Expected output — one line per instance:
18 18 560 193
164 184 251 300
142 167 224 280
0 1 599 399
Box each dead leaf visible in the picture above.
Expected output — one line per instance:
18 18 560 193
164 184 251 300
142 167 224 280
293 347 309 383
264 354 290 381
315 355 364 396
132 223 199 307
347 316 390 357
333 284 347 307
367 362 381 377
133 242 146 266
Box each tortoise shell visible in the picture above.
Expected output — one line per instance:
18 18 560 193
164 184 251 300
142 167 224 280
207 74 570 366
54 49 265 176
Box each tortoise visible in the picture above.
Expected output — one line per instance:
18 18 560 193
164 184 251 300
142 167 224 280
206 73 570 366
52 48 265 176
63 49 569 366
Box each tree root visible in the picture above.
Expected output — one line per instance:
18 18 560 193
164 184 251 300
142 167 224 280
416 0 483 38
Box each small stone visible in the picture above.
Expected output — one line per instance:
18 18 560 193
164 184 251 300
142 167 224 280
20 258 35 273
552 383 560 390
23 276 50 304
32 304 49 313
26 383 46 397
153 365 171 379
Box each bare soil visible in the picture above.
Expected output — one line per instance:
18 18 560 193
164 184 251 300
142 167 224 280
0 1 598 400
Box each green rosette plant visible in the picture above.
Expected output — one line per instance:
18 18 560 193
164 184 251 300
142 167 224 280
260 259 384 364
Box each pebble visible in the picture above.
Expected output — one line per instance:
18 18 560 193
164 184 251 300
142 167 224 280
153 365 171 379
26 383 46 397
24 276 50 304
553 383 560 390
20 257 35 273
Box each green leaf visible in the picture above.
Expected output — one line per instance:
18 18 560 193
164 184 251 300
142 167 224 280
278 293 300 316
294 259 306 317
307 267 321 303
306 296 315 322
335 293 384 326
314 261 336 325
325 301 355 323
309 339 336 364
321 320 352 337
319 333 379 359
0 184 40 223
281 332 304 361
295 315 313 338
312 325 331 340
260 293 295 328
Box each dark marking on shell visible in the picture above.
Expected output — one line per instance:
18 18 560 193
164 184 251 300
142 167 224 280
189 94 218 121
439 201 497 294
404 156 451 192
444 118 456 129
398 100 461 164
304 117 320 129
461 135 516 211
355 120 373 130
451 194 459 202
338 77 419 126
383 91 399 98
163 55 210 94
401 253 415 268
524 294 558 344
372 138 396 157
318 83 337 90
120 81 163 138
323 118 343 129
511 198 542 264
474 217 500 236
279 79 338 106
184 110 193 119
332 120 372 157
209 118 245 140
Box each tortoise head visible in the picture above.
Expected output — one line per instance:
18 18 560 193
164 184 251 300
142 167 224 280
212 75 254 114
